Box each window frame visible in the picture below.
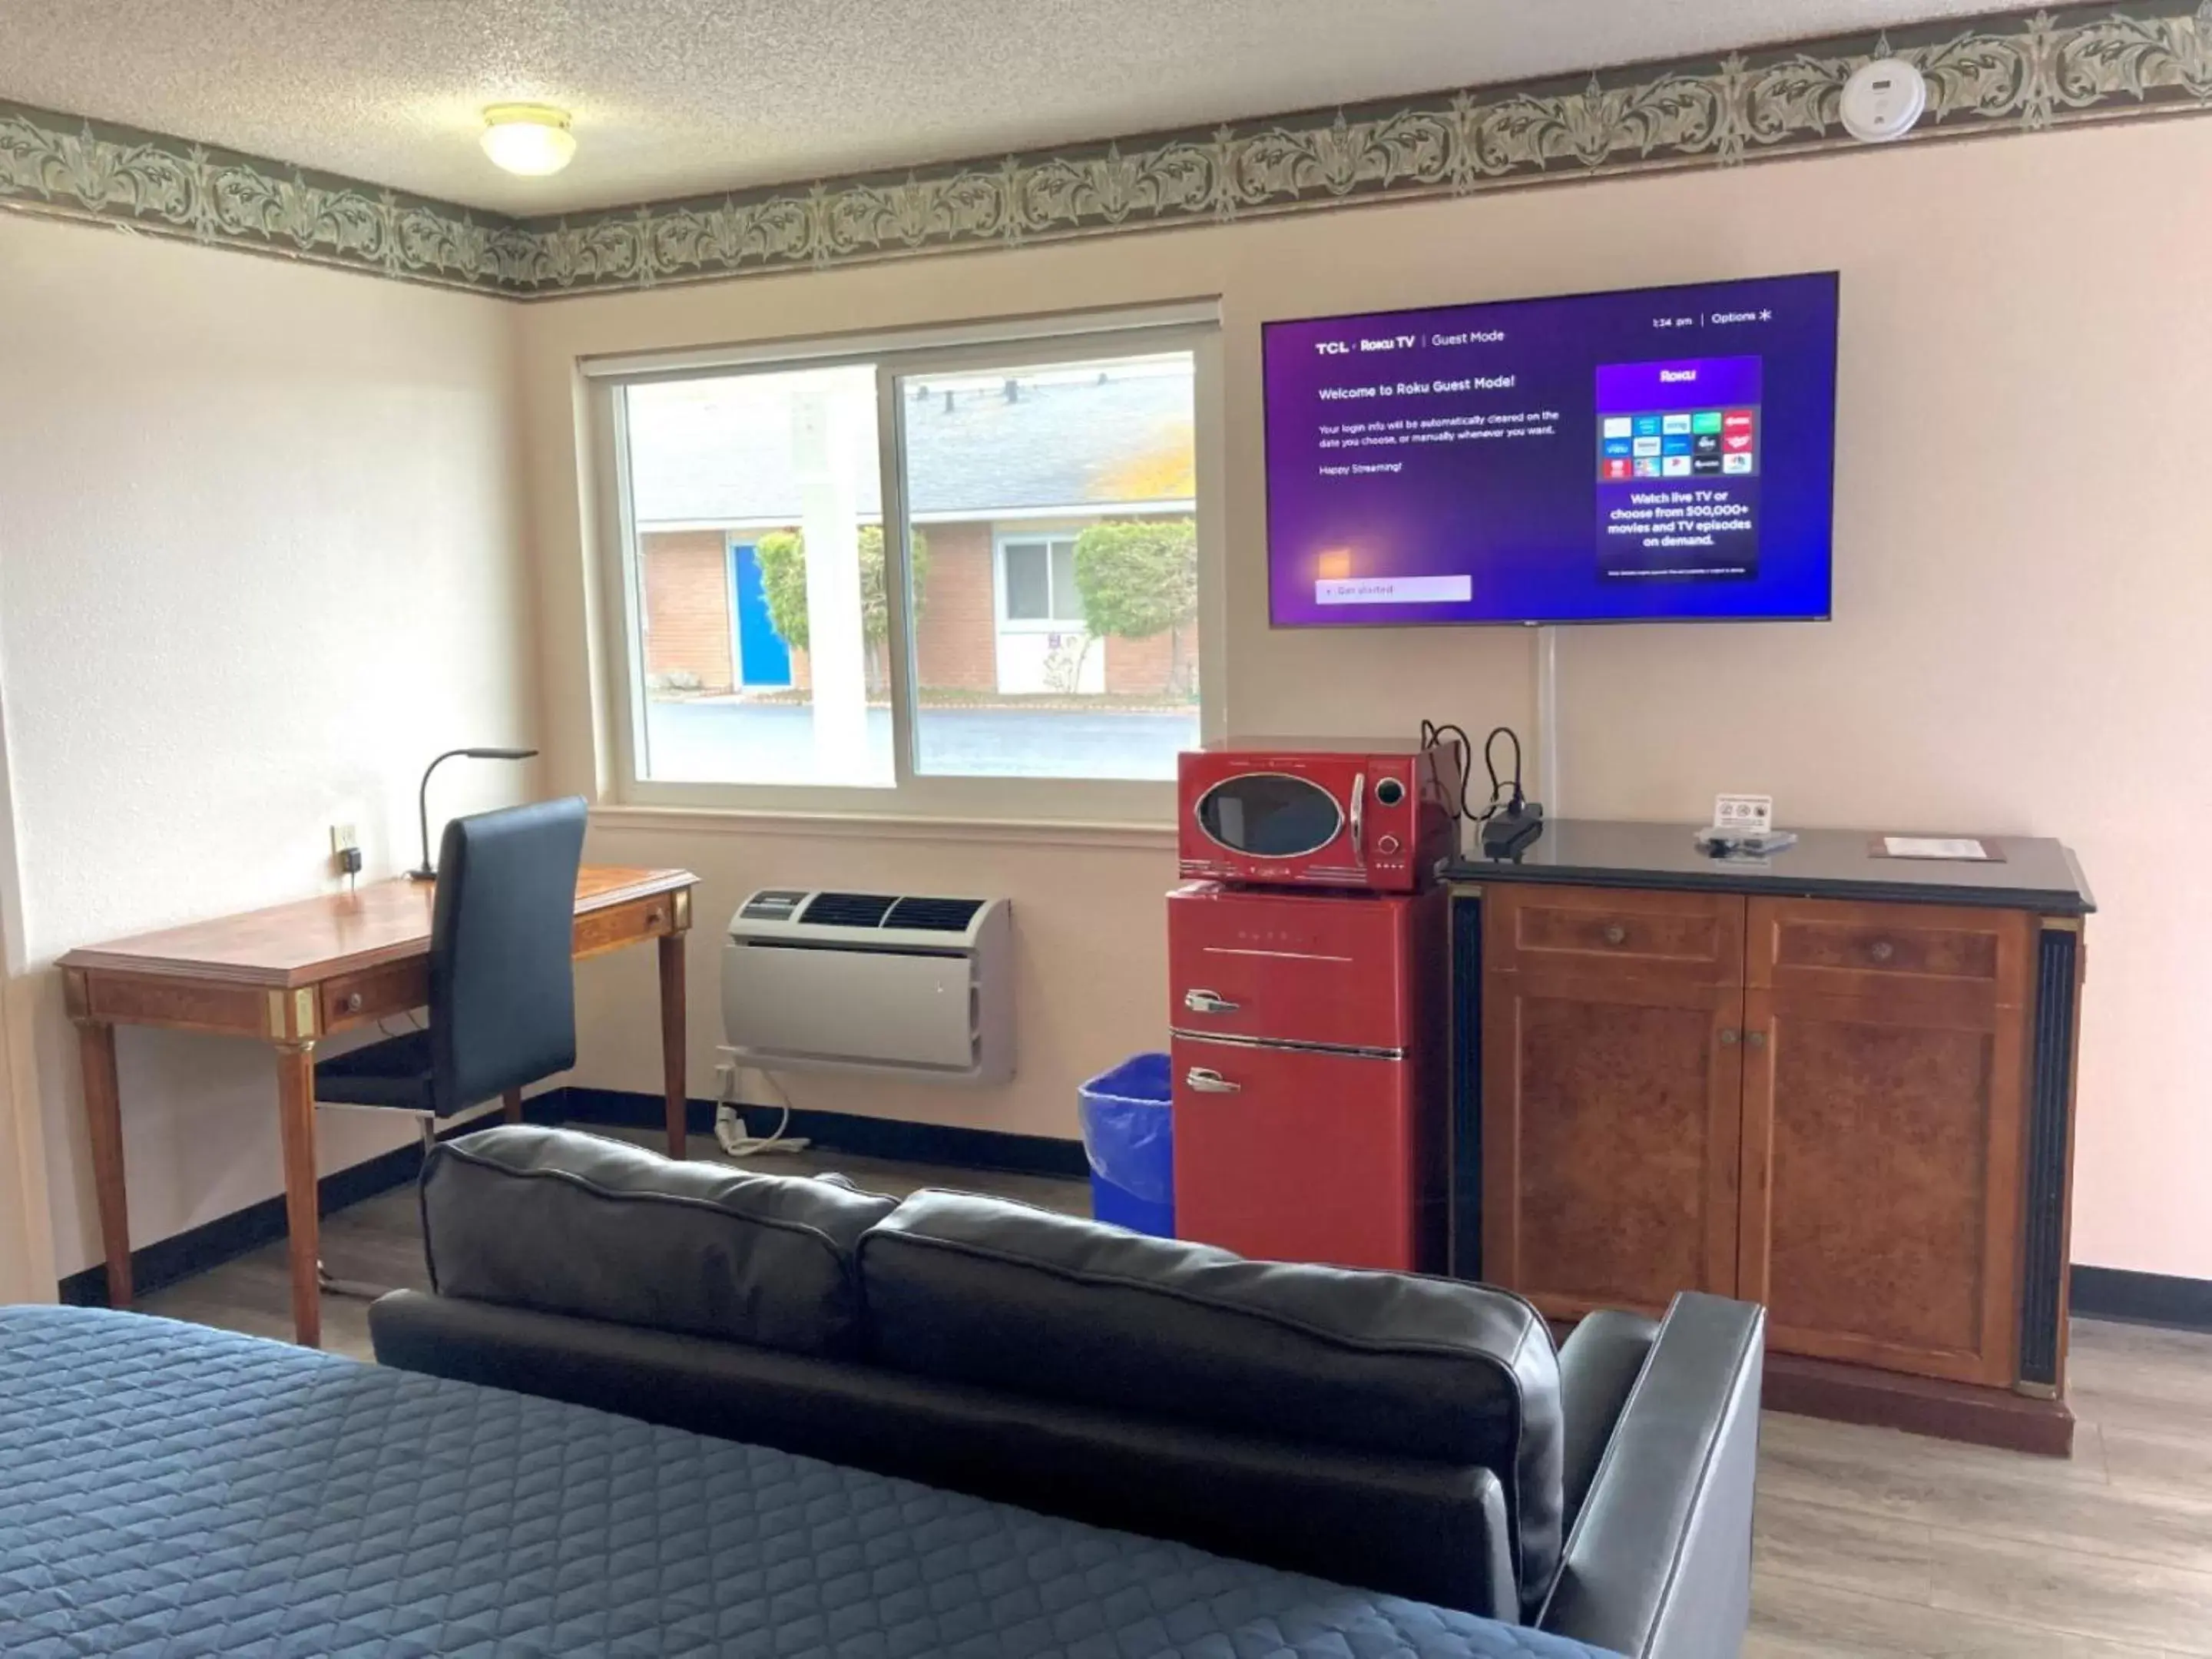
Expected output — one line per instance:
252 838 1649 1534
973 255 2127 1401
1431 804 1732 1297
587 307 1221 823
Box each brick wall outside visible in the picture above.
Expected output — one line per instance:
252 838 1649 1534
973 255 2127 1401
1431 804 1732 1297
913 522 996 692
639 516 1196 702
1104 619 1199 700
641 531 732 693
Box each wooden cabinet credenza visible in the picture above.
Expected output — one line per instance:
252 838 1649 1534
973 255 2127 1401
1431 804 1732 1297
1445 821 2092 1454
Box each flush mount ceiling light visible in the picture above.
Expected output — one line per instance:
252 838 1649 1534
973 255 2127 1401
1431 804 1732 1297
480 104 576 176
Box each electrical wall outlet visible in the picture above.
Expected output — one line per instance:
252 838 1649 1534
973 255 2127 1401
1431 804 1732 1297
329 823 359 879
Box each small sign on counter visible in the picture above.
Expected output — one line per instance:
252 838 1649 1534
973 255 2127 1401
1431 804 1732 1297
1871 836 2004 862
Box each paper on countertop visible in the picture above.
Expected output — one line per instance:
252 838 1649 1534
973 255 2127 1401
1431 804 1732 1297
1880 836 1988 860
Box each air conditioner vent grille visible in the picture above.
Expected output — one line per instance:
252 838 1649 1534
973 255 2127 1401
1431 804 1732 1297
800 892 898 929
884 896 986 933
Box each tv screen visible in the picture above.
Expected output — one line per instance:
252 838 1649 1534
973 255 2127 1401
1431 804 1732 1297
1263 273 1839 626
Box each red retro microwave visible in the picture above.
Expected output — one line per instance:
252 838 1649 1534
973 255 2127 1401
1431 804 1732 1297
1177 737 1454 892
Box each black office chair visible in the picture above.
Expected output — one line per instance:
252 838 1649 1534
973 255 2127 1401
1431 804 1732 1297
314 795 588 1297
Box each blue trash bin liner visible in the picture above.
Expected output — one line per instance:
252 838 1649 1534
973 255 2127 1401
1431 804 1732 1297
1078 1052 1174 1237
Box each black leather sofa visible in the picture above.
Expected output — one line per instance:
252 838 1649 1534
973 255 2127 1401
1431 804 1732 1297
369 1126 1764 1657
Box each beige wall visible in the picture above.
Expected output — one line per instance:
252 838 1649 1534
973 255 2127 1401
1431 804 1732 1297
522 116 2212 1281
0 214 535 1280
0 746 54 1301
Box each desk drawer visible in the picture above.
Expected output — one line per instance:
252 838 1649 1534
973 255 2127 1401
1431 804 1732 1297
574 892 682 959
319 959 428 1032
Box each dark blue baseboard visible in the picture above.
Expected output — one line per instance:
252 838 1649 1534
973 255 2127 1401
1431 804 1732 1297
2071 1265 2212 1333
557 1086 1089 1180
57 1137 430 1308
54 1088 1086 1303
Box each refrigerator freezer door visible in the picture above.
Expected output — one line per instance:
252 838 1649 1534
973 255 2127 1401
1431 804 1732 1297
1168 884 1416 1051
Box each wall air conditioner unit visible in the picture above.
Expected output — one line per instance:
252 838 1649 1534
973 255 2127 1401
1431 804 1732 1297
721 890 1013 1084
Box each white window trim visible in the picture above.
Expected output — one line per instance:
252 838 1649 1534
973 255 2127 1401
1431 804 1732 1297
586 309 1222 824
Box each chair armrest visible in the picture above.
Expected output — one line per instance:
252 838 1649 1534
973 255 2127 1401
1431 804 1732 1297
1535 1293 1765 1659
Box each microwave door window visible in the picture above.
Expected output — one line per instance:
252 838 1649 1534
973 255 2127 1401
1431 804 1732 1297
1197 775 1343 857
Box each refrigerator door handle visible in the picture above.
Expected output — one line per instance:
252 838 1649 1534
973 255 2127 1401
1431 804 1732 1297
1184 1066 1242 1094
1182 988 1240 1015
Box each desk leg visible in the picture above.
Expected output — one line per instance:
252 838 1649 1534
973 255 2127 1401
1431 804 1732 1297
75 1018 132 1309
658 932 687 1159
273 1040 322 1349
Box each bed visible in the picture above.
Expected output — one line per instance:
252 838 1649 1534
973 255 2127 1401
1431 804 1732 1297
0 1306 1612 1658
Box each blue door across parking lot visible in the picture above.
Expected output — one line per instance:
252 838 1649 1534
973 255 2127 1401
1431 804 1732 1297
730 540 793 688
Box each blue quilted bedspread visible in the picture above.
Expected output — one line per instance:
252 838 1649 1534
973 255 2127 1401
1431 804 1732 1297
0 1306 1614 1658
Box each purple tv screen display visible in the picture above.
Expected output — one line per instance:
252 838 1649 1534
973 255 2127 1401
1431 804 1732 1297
1263 273 1839 626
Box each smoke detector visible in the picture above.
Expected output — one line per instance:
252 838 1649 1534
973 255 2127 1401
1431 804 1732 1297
1839 58 1927 144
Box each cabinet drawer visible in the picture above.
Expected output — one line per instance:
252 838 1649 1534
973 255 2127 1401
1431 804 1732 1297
1749 899 2027 1005
319 959 428 1032
1484 885 1742 985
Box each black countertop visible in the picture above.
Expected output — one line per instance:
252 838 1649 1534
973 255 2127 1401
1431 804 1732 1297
1442 819 2094 916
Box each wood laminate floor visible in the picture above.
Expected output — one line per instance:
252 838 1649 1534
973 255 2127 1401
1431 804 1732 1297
141 1126 2212 1657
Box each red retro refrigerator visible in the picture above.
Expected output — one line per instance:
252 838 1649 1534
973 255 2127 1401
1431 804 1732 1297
1167 881 1448 1273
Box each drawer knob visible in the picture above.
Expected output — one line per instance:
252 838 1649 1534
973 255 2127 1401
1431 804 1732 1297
647 910 664 928
1869 940 1896 963
1719 1028 1739 1045
1602 923 1627 946
343 992 363 1014
1746 1030 1768 1049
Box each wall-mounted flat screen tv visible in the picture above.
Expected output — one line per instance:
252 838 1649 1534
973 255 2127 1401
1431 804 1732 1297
1263 272 1839 626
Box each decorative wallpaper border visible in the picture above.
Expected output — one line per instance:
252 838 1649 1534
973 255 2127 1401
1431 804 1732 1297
5 1 2210 300
0 104 530 292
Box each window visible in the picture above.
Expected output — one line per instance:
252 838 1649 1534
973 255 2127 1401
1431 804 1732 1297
619 363 892 789
597 310 1216 815
998 537 1082 626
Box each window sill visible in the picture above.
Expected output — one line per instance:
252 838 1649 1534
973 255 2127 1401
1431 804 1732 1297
588 803 1177 853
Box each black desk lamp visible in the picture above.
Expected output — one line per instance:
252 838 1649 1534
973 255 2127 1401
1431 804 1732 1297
408 747 539 880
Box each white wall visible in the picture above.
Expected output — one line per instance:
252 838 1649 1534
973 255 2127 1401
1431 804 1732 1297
522 116 2212 1282
0 216 535 1280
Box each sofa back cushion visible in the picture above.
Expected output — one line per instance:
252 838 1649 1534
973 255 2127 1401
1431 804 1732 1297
857 1189 1565 1612
421 1125 895 1357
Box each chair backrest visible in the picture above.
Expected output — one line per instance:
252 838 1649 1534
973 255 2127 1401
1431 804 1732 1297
428 796 588 1113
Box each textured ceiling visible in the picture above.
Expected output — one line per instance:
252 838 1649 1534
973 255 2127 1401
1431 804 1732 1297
0 0 2043 215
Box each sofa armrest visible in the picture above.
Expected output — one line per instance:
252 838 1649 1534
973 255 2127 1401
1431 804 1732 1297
1557 1309 1661 1526
1535 1293 1765 1659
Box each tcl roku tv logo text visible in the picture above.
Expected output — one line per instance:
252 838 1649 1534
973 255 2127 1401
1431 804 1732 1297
1314 329 1506 356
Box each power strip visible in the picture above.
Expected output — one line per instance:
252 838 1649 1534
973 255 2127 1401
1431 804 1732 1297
713 1060 811 1157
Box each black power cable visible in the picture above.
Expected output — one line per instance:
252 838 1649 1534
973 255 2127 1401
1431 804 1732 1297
1421 720 1525 822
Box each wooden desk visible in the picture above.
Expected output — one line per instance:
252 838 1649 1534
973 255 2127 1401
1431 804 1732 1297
59 866 698 1349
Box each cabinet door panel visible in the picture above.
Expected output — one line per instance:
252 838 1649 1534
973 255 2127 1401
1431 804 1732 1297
1739 899 2031 1385
1481 970 1743 1320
